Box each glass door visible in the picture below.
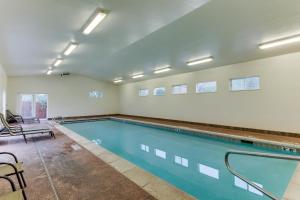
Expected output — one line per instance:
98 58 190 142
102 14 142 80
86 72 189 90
19 94 48 119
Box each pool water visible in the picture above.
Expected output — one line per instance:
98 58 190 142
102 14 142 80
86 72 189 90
63 120 298 200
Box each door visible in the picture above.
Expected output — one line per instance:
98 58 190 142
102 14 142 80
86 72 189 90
19 94 48 119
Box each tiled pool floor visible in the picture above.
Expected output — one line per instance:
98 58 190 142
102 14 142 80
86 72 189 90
0 129 156 200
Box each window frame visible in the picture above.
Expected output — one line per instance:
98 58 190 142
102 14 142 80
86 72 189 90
138 88 149 97
230 76 260 92
195 81 217 94
153 87 166 96
172 84 188 95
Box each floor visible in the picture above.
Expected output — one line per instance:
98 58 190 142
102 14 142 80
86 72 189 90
0 129 156 200
115 115 300 146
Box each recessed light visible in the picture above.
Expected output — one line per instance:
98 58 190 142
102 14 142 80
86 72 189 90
53 58 63 67
63 42 79 56
82 8 107 35
132 74 144 79
186 56 213 66
154 67 171 74
259 34 300 49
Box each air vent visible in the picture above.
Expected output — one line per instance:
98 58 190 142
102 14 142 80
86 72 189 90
60 72 70 78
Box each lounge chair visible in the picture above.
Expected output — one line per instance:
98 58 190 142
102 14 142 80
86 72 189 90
0 176 25 200
6 110 40 124
0 113 55 143
0 152 26 188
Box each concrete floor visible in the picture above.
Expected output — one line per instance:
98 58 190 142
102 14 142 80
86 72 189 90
0 129 156 200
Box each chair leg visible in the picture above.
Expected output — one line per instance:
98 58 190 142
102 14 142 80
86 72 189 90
50 131 55 139
23 134 27 143
20 172 27 187
22 189 27 200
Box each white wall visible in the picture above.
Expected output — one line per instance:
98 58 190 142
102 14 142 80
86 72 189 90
120 52 300 133
7 75 119 118
0 64 7 116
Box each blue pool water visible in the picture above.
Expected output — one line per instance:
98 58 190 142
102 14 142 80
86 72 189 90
63 120 298 200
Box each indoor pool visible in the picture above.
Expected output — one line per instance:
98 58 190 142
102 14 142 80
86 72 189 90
63 120 298 200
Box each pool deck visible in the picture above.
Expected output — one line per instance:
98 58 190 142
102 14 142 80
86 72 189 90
0 128 157 200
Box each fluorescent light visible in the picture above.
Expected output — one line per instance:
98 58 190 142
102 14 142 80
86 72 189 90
113 79 123 83
187 56 213 66
132 74 144 79
259 34 300 49
82 8 107 35
46 70 52 75
53 58 63 67
154 67 171 74
63 43 78 56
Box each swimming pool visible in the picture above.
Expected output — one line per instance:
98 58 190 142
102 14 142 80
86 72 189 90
63 119 298 200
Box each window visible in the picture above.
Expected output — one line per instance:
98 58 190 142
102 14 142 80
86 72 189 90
139 89 149 97
230 76 260 91
18 94 48 119
153 87 166 96
196 81 217 93
155 149 166 159
140 144 150 152
198 164 219 179
172 85 187 94
234 176 263 196
174 155 189 167
89 90 103 98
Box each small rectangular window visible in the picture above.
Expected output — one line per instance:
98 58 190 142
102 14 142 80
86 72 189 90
196 81 217 93
155 149 166 159
89 90 103 98
153 87 166 96
140 144 150 152
174 155 189 167
199 164 219 179
172 85 187 94
230 76 260 91
139 89 149 97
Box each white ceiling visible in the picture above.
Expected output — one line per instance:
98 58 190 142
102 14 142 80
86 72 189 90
1 0 300 82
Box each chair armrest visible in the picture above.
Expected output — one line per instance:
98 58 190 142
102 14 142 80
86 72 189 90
0 175 16 191
0 152 19 163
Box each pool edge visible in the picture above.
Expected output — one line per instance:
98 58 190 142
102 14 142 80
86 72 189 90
110 117 300 152
55 124 196 200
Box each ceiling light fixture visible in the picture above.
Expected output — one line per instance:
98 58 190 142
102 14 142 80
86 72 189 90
63 42 79 56
53 58 63 67
113 79 123 83
186 56 213 66
46 70 52 75
259 34 300 49
132 74 144 79
154 67 171 74
82 8 108 35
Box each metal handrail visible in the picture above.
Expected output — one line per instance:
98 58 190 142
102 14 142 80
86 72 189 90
225 150 300 200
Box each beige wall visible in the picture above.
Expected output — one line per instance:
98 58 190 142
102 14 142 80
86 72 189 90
0 64 7 115
120 52 300 133
7 75 119 118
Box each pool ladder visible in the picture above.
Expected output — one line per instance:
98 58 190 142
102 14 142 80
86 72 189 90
225 150 300 200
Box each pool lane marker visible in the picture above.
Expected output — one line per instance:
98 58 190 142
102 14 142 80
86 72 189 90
33 138 60 200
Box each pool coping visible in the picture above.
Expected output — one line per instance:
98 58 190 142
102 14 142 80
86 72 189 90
55 124 196 200
109 117 300 152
